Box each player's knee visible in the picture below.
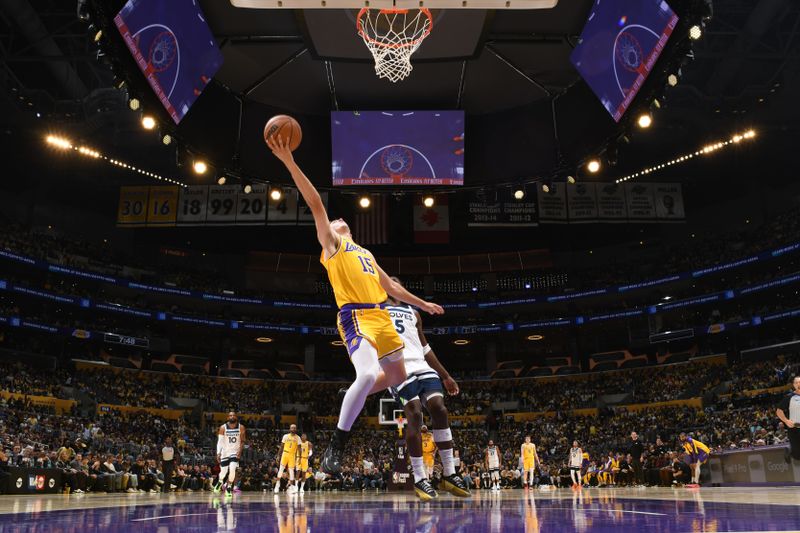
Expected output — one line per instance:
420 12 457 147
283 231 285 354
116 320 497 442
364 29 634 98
427 398 448 426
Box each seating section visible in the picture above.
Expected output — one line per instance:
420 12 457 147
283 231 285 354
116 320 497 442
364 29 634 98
589 350 648 371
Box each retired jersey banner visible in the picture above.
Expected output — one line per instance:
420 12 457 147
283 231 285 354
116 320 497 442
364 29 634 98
177 186 209 225
206 185 240 224
414 196 449 244
236 184 267 225
654 183 685 220
625 183 657 221
567 182 598 222
597 183 628 221
117 186 149 226
467 190 537 227
146 186 179 226
537 183 568 223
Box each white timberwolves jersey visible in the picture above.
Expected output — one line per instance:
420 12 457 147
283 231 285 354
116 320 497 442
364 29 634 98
487 446 500 469
387 304 437 378
220 423 241 458
569 447 583 468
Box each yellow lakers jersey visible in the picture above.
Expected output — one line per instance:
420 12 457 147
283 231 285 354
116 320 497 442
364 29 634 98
300 440 310 459
422 433 436 455
522 443 536 460
321 236 387 308
683 437 709 455
282 433 299 455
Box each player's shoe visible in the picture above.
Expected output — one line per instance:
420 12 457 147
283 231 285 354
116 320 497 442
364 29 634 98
225 487 233 498
212 482 222 494
273 483 280 494
414 479 438 501
322 435 345 475
440 474 470 497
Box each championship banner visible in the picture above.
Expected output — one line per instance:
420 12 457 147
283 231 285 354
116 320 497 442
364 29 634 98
414 195 449 243
625 183 657 221
146 186 179 226
467 190 537 227
537 183 568 223
654 182 685 220
117 186 149 226
597 183 628 221
566 182 598 222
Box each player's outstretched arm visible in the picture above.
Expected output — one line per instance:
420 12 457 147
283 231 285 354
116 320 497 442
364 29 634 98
377 264 443 315
267 136 338 256
414 311 458 394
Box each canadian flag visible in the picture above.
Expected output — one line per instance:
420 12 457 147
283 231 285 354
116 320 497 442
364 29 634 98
413 196 449 244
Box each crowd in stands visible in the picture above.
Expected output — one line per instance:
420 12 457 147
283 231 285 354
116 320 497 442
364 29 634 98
2 350 797 416
2 348 798 494
2 207 799 304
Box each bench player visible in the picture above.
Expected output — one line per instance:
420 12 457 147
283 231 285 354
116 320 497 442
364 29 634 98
268 136 443 475
386 289 470 501
296 433 313 493
214 411 245 498
274 424 301 493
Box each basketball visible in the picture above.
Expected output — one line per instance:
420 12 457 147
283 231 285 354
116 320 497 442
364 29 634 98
264 114 302 151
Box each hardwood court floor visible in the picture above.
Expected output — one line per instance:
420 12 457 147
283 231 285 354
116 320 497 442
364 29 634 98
1 486 800 532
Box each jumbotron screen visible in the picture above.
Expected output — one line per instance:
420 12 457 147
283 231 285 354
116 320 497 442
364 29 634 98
570 0 679 122
331 111 465 186
114 0 223 124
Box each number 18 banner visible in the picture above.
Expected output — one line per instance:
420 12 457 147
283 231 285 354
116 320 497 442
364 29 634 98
177 186 209 225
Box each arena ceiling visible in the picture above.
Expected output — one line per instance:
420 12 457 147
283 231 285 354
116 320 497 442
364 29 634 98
1 0 800 191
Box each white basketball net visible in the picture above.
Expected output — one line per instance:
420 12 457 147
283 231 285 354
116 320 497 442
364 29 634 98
357 8 433 83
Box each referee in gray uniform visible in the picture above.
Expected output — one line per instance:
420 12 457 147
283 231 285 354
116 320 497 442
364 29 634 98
776 375 800 463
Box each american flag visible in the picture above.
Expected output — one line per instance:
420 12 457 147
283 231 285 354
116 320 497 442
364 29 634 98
354 195 388 246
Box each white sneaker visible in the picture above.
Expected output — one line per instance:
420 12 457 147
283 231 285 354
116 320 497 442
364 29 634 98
288 485 298 494
73 489 83 494
273 484 280 494
299 487 304 494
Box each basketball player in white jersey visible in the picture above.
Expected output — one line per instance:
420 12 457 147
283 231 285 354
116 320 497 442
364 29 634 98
569 440 583 489
485 440 502 491
214 411 245 498
386 283 471 501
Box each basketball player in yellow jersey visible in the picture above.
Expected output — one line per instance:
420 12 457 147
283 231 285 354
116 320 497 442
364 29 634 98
420 425 437 478
274 424 301 494
521 436 539 489
268 136 444 474
296 433 313 493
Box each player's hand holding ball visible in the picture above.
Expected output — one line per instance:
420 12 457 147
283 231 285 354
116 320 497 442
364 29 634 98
421 301 444 315
266 135 295 167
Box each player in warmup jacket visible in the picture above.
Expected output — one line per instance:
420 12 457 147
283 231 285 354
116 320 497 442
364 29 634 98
679 433 709 486
776 375 800 463
296 434 313 493
214 411 245 498
486 441 502 491
520 436 539 489
386 289 470 501
268 136 443 475
568 441 583 489
274 424 302 493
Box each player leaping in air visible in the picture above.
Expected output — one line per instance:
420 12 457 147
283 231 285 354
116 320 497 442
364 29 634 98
387 282 471 501
267 136 444 474
214 411 245 498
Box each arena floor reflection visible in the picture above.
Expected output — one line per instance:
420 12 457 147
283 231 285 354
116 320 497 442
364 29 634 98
1 487 800 532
